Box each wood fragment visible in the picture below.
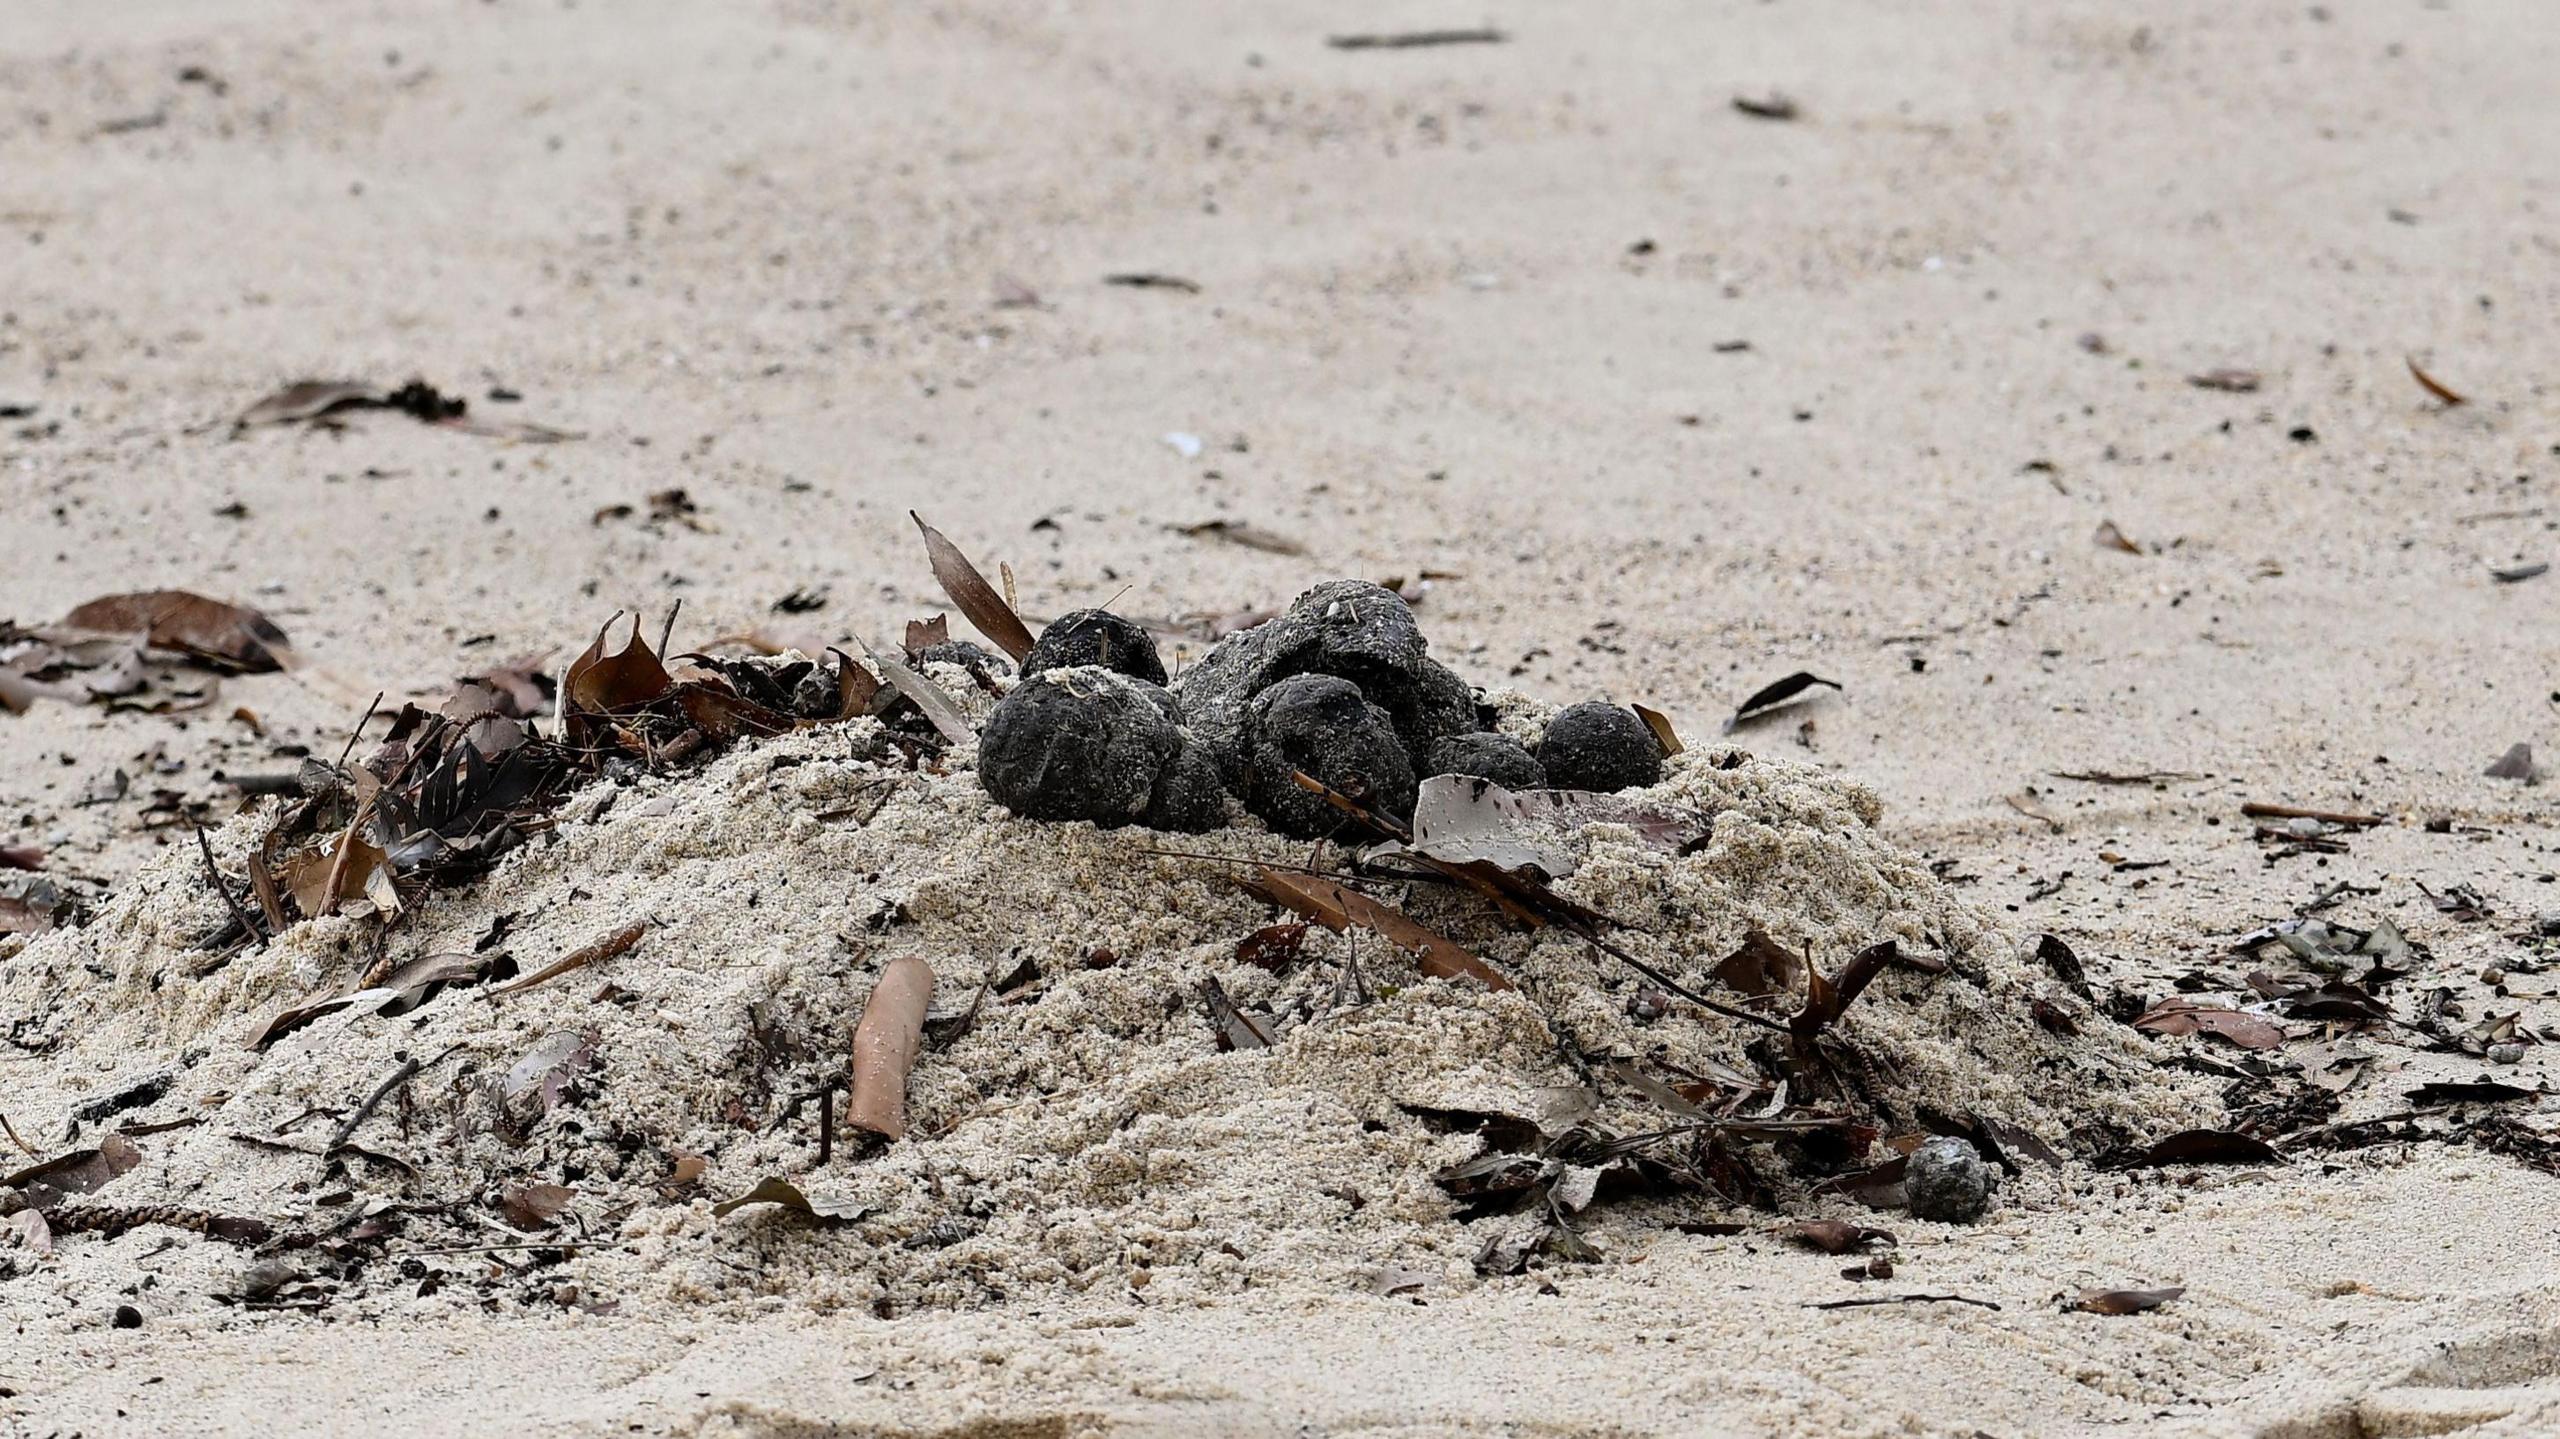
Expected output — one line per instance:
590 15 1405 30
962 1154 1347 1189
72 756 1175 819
1809 1292 2001 1312
490 921 648 997
195 827 263 948
2238 801 2383 829
846 956 935 1142
1326 28 1507 49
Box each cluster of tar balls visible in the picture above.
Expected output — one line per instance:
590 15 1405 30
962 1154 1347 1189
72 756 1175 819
966 580 1669 835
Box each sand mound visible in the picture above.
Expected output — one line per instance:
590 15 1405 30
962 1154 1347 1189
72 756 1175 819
2 693 2202 1318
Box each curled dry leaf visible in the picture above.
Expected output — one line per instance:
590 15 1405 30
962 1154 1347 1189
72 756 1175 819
1714 929 1807 998
911 513 1035 661
2071 1285 2185 1315
1783 1218 1895 1254
238 380 383 427
498 1182 575 1231
2133 997 2286 1050
2105 1128 2281 1169
1200 976 1277 1052
2093 520 2143 555
858 641 975 744
1631 702 1684 755
2 1135 143 1209
710 1176 869 1223
61 591 293 672
1235 922 1310 971
1729 671 1840 729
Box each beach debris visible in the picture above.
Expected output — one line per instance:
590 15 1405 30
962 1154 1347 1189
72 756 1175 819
2092 520 2144 554
60 592 293 672
1903 1136 1993 1223
911 513 1036 661
2133 998 2286 1049
1102 272 1200 293
1246 867 1511 991
1234 922 1310 972
1162 431 1204 459
1727 672 1840 729
2484 743 2538 782
237 377 574 441
1 1135 142 1210
1020 609 1166 685
2187 368 2262 393
1200 976 1277 1051
2070 1286 2185 1315
711 1176 868 1223
1631 702 1684 755
2406 356 2467 407
1809 1293 2001 1312
846 956 935 1143
2239 801 2383 829
1245 675 1419 836
491 922 647 997
2102 1128 2281 1169
1424 732 1546 789
1731 92 1799 120
498 1182 575 1231
1784 1219 1894 1254
1536 702 1664 792
1172 519 1306 555
1325 27 1508 49
0 873 72 934
501 1031 596 1114
2491 562 2549 584
978 668 1224 832
1714 930 1807 999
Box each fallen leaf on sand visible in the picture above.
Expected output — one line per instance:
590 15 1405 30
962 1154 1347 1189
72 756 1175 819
61 591 293 672
2072 1285 2185 1315
1172 519 1306 556
1784 1218 1895 1254
2093 520 2144 555
1200 976 1277 1052
710 1176 869 1222
2134 998 2286 1049
2 1135 143 1208
2104 1129 2281 1169
237 380 383 426
1714 929 1806 998
2187 369 2261 393
498 1182 575 1230
1728 671 1841 729
1246 867 1513 991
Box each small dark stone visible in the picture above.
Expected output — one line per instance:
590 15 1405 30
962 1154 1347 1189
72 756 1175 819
1536 702 1664 792
977 667 1181 826
111 1304 143 1329
1904 1136 1993 1224
1241 674 1417 838
1021 610 1165 686
1424 732 1545 789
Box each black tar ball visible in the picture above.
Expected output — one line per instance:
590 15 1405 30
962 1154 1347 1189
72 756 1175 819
1243 673 1417 838
1021 609 1166 686
977 667 1216 832
1424 731 1545 790
1536 702 1664 792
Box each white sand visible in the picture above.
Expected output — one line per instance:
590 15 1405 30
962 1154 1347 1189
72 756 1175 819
5 0 2558 1434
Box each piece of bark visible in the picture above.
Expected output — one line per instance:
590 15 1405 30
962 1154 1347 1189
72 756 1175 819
846 956 935 1142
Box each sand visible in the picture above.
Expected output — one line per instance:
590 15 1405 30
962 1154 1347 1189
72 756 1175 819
5 0 2559 1434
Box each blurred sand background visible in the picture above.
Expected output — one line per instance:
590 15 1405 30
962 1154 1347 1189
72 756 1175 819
4 1 2557 1434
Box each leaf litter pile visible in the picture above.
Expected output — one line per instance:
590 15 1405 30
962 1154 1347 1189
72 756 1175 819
1 522 2209 1321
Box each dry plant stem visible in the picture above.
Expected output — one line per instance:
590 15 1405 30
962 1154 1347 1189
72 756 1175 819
846 956 935 1141
195 826 262 948
2240 801 2385 828
491 920 648 996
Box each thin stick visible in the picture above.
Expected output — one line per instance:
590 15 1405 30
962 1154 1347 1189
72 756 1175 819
0 1111 42 1159
393 1239 614 1258
657 599 683 658
337 691 385 766
1809 1293 2002 1312
325 1055 422 1154
489 921 648 996
195 826 263 948
1586 934 1788 1033
2241 801 2384 828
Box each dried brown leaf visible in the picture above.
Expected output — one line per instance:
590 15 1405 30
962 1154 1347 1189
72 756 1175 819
1714 929 1806 998
60 591 293 672
498 1182 575 1230
1631 702 1684 755
911 513 1035 660
1783 1218 1895 1254
2132 997 2286 1050
2071 1285 2185 1315
1247 868 1512 991
710 1175 869 1222
2405 355 2467 407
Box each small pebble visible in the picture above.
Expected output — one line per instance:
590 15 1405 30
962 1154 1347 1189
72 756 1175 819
2488 1042 2527 1066
1904 1136 1994 1224
111 1304 143 1329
